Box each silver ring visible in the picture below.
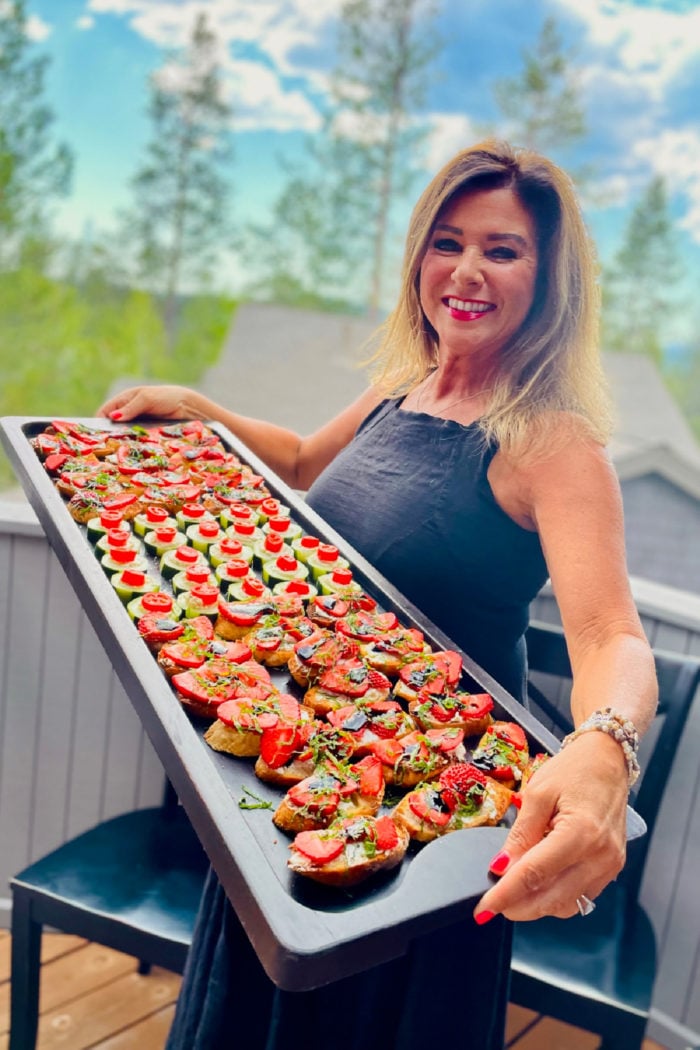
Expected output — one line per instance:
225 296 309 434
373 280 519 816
576 894 596 917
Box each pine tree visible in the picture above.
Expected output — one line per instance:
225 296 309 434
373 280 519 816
245 0 438 316
602 176 680 362
493 17 586 158
126 12 233 338
0 0 73 263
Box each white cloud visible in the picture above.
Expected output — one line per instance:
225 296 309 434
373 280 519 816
25 13 52 41
553 0 700 102
423 113 480 173
228 59 322 132
76 15 96 30
86 0 339 131
633 127 700 245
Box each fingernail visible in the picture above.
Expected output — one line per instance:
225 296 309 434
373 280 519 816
489 851 511 876
110 410 122 420
511 792 522 809
474 910 496 926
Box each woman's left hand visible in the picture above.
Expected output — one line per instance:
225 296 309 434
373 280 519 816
473 731 629 922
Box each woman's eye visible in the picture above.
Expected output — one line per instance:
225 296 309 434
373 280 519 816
433 237 461 252
487 246 518 261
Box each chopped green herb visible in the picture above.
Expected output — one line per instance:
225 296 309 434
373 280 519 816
238 786 273 810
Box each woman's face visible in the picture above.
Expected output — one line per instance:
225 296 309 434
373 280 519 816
418 186 538 366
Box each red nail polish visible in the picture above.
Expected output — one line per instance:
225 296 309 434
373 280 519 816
489 851 510 876
474 910 496 926
110 410 122 420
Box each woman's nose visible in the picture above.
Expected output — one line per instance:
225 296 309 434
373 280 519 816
452 248 484 287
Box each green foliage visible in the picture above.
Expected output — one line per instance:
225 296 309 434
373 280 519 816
493 17 586 155
243 0 439 316
602 177 681 363
0 0 73 261
0 264 236 489
169 293 237 383
123 13 233 335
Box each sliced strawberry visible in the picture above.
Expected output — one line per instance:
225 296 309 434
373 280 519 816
277 694 303 722
408 789 451 826
102 492 139 512
217 599 275 628
374 815 400 851
260 723 300 768
439 762 488 795
464 693 494 718
159 641 207 669
426 727 465 752
216 640 253 664
353 755 384 796
292 830 345 865
319 659 370 698
137 614 184 646
172 670 235 709
186 615 215 641
370 737 405 766
429 700 455 723
366 668 391 692
216 697 268 729
257 711 281 730
44 452 72 472
435 650 463 687
493 722 528 751
287 777 340 816
312 595 349 618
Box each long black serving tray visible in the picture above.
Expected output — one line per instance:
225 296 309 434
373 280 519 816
0 416 645 991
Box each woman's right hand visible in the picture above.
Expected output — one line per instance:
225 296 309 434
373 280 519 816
97 385 206 422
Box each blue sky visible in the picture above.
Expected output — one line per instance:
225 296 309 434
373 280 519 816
23 0 700 339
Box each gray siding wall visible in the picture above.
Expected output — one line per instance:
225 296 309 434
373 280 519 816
622 473 700 594
0 505 166 924
532 588 700 1049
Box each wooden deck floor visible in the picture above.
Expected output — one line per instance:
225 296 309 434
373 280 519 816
0 930 670 1050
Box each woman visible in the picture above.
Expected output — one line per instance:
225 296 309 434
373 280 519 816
99 140 657 1048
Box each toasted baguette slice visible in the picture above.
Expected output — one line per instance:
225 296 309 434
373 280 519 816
288 816 409 887
254 754 315 787
273 758 385 834
273 785 383 834
204 718 262 757
392 778 513 842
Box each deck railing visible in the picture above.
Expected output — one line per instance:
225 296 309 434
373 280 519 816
1 500 699 1049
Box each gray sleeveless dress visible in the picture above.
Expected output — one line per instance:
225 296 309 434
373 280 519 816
165 398 547 1050
307 398 548 700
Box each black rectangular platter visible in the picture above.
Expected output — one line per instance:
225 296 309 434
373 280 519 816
0 415 643 991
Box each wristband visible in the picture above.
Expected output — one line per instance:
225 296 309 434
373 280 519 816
561 707 640 787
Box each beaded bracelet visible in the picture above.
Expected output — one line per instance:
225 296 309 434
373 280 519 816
561 707 641 787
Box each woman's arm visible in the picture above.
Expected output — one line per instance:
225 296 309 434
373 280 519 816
97 384 384 490
473 428 657 923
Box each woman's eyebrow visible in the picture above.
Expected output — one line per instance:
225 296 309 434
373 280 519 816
433 223 528 249
486 232 528 249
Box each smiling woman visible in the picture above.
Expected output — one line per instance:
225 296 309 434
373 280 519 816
98 139 657 1050
416 186 538 394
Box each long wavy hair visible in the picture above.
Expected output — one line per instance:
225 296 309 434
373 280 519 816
369 140 613 454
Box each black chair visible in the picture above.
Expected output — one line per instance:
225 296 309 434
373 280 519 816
9 780 209 1050
509 620 700 1050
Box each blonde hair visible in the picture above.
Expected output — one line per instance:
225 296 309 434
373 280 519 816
369 140 613 455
